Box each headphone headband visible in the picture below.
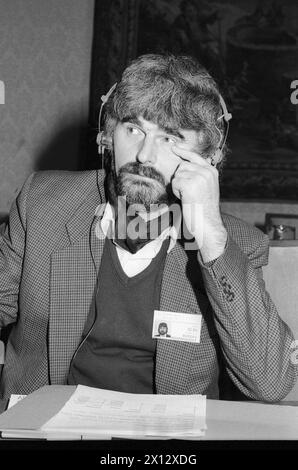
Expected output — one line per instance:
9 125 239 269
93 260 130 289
218 94 232 122
98 82 117 131
97 82 232 164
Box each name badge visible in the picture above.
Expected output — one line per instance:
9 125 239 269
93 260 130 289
152 310 202 343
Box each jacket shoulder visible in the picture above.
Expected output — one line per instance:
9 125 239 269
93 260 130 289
30 169 103 196
24 170 105 211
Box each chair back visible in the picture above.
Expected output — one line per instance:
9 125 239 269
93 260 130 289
263 243 298 401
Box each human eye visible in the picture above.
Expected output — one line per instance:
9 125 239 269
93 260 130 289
163 135 177 145
126 124 142 136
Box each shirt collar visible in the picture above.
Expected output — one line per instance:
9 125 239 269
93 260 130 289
95 202 181 255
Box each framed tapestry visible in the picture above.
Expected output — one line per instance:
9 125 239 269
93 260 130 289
88 0 298 200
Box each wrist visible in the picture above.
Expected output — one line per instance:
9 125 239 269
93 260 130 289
199 225 227 263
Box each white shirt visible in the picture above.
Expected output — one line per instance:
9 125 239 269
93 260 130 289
95 202 180 277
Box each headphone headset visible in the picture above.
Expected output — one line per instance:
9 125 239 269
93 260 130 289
97 82 117 158
212 94 232 166
97 82 232 167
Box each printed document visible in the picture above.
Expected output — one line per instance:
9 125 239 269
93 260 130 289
41 385 206 439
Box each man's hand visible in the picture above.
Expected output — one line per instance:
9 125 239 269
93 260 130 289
171 145 227 263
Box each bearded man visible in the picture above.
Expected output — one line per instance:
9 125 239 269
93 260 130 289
0 54 297 403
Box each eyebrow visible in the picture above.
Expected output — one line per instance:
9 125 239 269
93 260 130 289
122 117 185 140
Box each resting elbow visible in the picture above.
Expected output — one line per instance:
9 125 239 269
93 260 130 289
252 369 298 403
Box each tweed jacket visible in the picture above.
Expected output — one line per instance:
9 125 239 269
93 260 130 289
0 170 297 401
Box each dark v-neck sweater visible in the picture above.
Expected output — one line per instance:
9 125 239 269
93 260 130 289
68 237 169 393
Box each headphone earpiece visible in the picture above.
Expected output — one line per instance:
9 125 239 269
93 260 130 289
210 148 222 167
97 132 113 155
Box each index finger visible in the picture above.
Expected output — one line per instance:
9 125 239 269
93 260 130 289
171 144 211 166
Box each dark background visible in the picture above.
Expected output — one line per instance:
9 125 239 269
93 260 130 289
88 0 298 200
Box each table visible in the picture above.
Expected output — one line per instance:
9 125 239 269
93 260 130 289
202 399 298 440
1 391 298 440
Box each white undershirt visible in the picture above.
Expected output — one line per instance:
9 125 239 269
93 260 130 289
96 202 179 277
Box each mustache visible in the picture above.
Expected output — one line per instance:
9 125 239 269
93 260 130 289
117 162 166 186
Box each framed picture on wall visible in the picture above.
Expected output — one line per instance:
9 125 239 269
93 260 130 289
89 0 298 200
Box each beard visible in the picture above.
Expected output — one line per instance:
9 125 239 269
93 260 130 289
107 160 176 212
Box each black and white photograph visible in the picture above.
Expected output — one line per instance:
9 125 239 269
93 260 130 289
0 0 298 461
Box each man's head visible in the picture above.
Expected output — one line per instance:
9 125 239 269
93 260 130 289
158 322 169 336
99 53 227 211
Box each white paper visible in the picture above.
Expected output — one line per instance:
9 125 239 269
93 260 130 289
41 385 206 439
7 394 27 409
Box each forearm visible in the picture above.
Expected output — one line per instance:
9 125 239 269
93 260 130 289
198 234 298 401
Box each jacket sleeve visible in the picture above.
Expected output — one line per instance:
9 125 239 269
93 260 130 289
0 173 34 329
198 230 298 402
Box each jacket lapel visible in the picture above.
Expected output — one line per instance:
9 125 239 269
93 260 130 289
155 241 209 394
48 172 107 384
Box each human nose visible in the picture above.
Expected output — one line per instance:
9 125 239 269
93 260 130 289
136 136 157 165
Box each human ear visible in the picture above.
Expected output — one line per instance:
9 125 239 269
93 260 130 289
208 148 222 167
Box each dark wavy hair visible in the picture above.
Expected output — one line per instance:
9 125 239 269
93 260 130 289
103 53 226 159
